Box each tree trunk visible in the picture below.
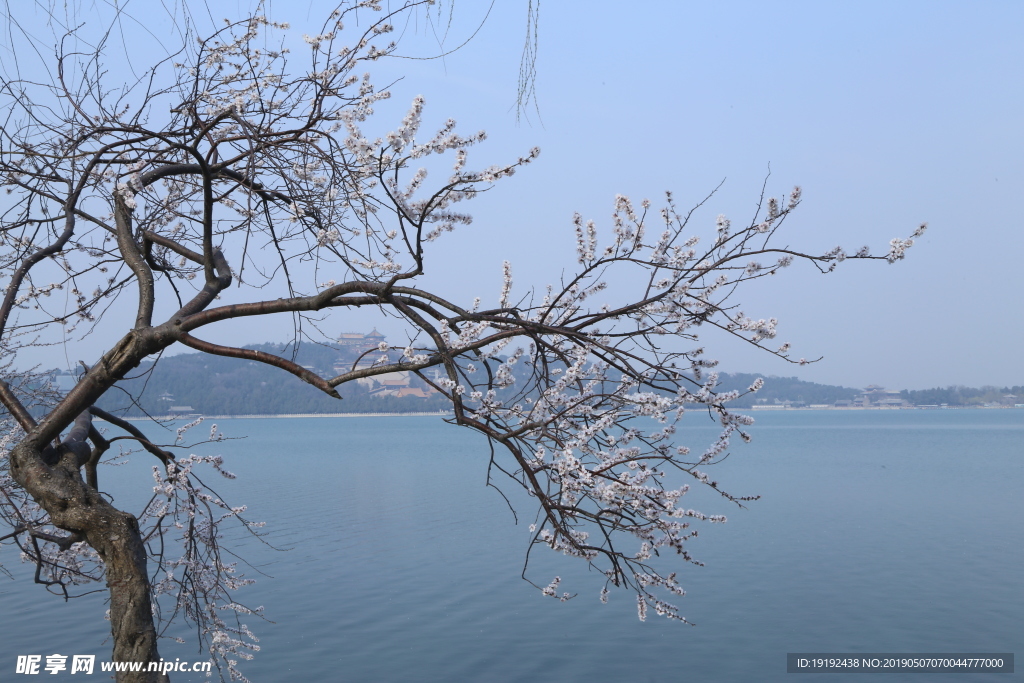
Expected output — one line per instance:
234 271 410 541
10 441 169 683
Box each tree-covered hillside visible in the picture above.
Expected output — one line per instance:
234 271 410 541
89 343 450 416
899 385 1024 406
711 373 861 407
64 340 1024 416
60 343 869 416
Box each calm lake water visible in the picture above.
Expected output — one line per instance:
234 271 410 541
2 410 1021 681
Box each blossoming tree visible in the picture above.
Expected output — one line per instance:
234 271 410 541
0 1 924 680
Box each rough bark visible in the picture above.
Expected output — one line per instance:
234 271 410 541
10 440 169 682
8 328 173 682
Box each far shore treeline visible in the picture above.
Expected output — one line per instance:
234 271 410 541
39 343 1023 417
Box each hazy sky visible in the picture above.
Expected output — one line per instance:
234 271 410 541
5 1 1022 391
376 0 1022 391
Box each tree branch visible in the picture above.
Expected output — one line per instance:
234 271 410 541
0 380 37 432
114 192 155 328
88 406 172 465
177 333 341 399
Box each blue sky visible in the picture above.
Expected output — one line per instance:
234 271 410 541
354 0 1024 390
5 0 1022 390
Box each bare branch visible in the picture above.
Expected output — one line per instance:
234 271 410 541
178 333 341 399
0 379 37 432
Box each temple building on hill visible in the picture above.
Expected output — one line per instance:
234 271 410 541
859 385 907 407
330 329 438 399
333 329 391 376
335 329 387 356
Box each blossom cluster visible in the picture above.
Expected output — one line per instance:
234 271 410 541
408 185 924 622
145 453 264 682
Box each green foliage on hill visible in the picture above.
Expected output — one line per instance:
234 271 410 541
93 343 450 417
710 373 861 407
77 339 869 416
899 385 1024 406
58 342 1017 416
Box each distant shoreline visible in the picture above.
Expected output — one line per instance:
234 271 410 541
750 405 1022 411
103 405 1024 423
110 411 453 422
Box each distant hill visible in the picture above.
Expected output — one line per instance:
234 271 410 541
49 340 864 416
899 385 1024 407
47 341 1017 417
88 341 451 417
710 373 861 407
